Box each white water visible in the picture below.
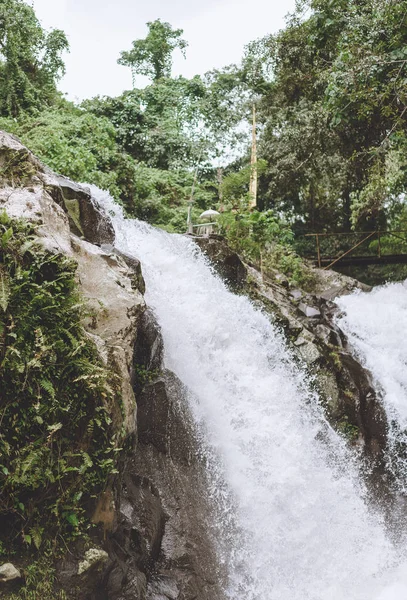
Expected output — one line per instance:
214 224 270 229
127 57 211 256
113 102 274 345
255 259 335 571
91 186 407 599
337 283 407 493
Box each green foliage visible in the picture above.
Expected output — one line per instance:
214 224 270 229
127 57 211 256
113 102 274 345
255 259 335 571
0 103 126 198
0 0 68 117
252 0 407 235
134 364 160 387
0 213 120 552
123 164 215 231
5 551 67 599
220 160 267 208
338 416 360 443
84 76 208 170
118 19 187 82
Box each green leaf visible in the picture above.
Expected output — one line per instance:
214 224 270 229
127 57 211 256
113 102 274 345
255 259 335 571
1 227 13 247
0 268 10 313
30 526 44 550
65 512 79 527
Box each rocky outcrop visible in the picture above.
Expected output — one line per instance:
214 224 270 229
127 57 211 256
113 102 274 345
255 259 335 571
249 266 387 462
194 235 247 290
56 313 225 600
103 312 224 600
194 234 387 466
0 130 145 440
1 131 223 600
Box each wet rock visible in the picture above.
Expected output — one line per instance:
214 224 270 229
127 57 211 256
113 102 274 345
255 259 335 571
314 323 342 347
71 237 144 437
194 235 247 290
311 267 371 300
137 371 195 464
133 310 164 390
298 303 321 318
297 341 321 364
114 248 146 294
46 175 115 246
147 575 179 599
243 250 388 466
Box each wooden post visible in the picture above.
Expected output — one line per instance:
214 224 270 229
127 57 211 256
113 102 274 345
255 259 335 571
249 103 257 209
316 234 321 268
187 150 202 234
217 167 224 212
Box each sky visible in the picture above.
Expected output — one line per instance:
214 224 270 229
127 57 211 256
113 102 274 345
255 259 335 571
29 0 296 101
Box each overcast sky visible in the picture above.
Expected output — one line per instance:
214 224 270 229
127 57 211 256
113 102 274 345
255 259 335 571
29 0 296 101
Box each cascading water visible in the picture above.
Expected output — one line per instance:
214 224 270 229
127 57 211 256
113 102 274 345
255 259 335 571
91 185 407 599
337 283 407 494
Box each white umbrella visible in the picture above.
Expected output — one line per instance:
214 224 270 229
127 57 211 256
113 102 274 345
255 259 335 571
199 209 220 220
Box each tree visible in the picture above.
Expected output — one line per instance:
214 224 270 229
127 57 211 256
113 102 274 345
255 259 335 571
249 0 407 232
84 76 208 170
0 0 68 117
118 19 188 82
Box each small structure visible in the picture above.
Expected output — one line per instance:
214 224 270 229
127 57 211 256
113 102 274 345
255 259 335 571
194 210 220 236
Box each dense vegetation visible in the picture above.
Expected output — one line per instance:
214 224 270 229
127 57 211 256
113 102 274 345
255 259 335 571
1 0 407 591
0 213 120 556
2 0 406 283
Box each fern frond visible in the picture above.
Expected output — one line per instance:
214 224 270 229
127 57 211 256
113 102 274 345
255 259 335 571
40 379 56 399
0 268 10 313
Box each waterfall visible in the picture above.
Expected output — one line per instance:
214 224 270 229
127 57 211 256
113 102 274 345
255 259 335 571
337 283 407 494
91 186 407 599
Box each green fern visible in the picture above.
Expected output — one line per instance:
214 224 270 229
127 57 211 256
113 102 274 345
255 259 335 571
40 378 56 399
0 214 122 556
0 268 10 313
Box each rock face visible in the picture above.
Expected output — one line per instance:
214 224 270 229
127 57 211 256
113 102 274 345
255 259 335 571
192 233 387 468
0 130 145 440
56 314 225 600
246 264 387 463
194 235 247 290
0 131 223 600
100 312 225 600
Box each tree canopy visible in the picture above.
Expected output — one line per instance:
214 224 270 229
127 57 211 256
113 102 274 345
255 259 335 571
0 0 68 117
118 19 188 82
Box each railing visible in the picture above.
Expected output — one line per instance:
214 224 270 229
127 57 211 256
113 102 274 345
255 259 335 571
193 222 218 236
304 230 407 269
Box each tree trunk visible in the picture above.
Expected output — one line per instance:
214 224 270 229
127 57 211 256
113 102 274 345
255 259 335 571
249 103 258 209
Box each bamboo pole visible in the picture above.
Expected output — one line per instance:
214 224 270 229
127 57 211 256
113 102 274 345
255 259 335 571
249 103 257 209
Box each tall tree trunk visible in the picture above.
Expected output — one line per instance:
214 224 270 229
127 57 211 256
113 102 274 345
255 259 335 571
249 103 257 209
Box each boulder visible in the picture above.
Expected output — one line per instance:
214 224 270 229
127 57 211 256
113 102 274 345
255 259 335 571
51 175 115 246
194 235 247 290
78 549 109 575
0 131 115 247
0 563 21 582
